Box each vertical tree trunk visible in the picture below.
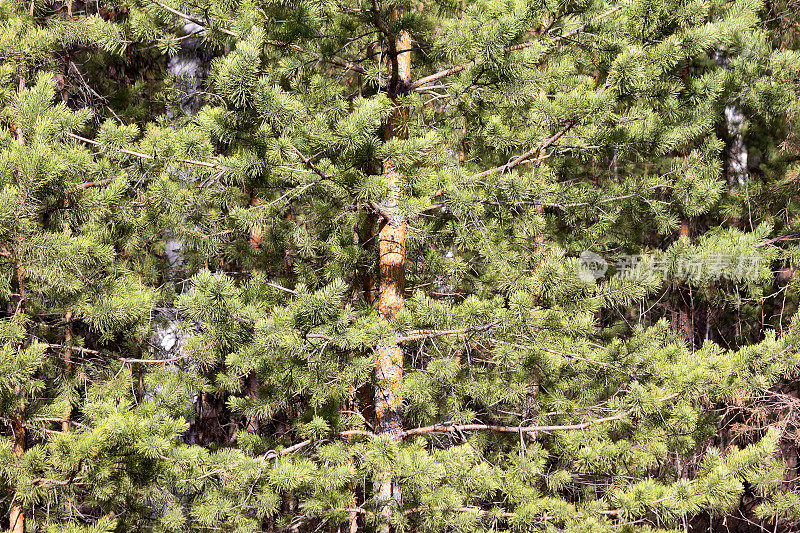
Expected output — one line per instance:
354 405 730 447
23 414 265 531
675 219 694 348
246 193 262 434
8 412 24 533
9 77 25 533
374 5 411 530
374 165 406 526
62 310 73 432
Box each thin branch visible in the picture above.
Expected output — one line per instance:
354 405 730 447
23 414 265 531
473 121 574 178
340 429 375 437
42 344 102 356
68 132 219 168
44 343 190 364
404 506 519 519
303 321 503 345
151 0 238 37
327 57 367 74
265 281 298 296
401 392 680 438
261 430 374 460
410 6 623 90
291 145 331 179
78 178 114 189
263 439 313 459
120 353 190 364
367 200 395 222
396 321 502 343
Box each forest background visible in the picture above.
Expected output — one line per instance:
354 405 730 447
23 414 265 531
3 0 800 532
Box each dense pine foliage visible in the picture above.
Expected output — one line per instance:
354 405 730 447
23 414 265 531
2 0 800 531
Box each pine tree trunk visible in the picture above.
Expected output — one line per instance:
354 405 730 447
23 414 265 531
8 411 24 533
8 76 25 533
374 6 411 530
246 193 262 433
676 219 694 347
8 274 25 533
62 310 73 432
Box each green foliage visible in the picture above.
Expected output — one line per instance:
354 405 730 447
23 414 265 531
2 0 800 531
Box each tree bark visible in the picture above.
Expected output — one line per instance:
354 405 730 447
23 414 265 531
246 193 262 433
62 310 73 432
8 410 24 533
8 77 25 533
374 5 411 531
675 219 694 348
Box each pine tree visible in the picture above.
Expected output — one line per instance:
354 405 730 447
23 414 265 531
3 0 800 531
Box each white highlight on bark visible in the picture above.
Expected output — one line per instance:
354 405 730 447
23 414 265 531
145 23 207 424
167 22 207 118
724 104 748 187
713 49 749 187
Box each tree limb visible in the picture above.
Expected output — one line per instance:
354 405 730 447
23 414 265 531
151 0 238 37
410 6 623 90
68 132 219 168
473 121 574 178
396 321 503 343
402 392 680 438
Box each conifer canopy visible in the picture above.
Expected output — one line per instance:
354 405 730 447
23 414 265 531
2 0 800 531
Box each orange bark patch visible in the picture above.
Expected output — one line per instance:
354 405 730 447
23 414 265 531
249 195 263 248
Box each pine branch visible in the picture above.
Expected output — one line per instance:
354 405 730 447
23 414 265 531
396 321 503 342
264 281 298 296
78 178 114 189
410 6 623 90
304 321 503 344
473 121 575 178
403 506 519 519
121 354 190 364
68 132 220 168
261 430 374 460
44 344 189 364
262 439 312 459
326 58 367 74
401 392 680 438
291 145 331 179
151 0 238 37
43 344 103 356
152 1 367 74
367 200 396 223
